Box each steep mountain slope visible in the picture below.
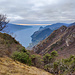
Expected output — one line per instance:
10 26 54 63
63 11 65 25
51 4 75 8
29 23 69 49
28 28 53 49
0 32 52 75
31 28 52 43
0 32 23 57
0 57 52 75
33 25 75 58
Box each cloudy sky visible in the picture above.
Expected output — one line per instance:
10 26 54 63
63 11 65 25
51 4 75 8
0 0 75 24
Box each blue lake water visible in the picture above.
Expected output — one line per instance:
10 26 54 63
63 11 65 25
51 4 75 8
1 24 46 48
12 26 41 47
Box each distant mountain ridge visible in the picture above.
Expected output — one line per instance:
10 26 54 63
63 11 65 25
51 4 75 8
2 23 32 33
44 23 69 30
27 28 53 49
31 28 52 42
69 22 75 27
28 23 69 48
33 25 75 58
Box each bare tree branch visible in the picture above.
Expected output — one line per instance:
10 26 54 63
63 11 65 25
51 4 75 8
0 14 9 31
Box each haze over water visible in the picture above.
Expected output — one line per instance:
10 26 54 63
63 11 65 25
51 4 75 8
12 25 42 48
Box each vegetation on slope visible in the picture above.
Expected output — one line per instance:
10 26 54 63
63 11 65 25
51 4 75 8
0 32 23 57
43 53 75 75
0 25 75 75
0 56 52 75
31 25 75 75
0 32 52 75
33 25 75 58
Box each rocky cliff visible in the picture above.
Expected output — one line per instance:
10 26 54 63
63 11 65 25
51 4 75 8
33 25 75 58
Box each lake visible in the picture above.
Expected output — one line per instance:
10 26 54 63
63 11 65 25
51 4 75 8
1 24 42 48
12 25 41 47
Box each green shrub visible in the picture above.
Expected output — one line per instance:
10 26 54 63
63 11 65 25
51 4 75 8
31 54 43 68
12 51 32 65
51 50 58 57
21 47 27 53
43 53 51 65
53 62 59 73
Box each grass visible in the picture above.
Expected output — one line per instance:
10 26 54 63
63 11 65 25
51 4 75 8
0 32 23 57
0 56 52 75
0 32 52 75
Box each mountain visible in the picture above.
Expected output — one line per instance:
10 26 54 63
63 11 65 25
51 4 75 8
0 32 52 75
0 26 75 75
69 22 75 27
31 28 52 42
27 28 53 49
2 23 32 33
33 25 75 58
28 23 69 49
44 23 69 30
0 32 23 57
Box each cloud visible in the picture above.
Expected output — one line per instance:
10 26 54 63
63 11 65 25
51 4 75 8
0 0 75 23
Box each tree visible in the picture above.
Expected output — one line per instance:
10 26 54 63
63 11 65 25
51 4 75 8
0 14 9 31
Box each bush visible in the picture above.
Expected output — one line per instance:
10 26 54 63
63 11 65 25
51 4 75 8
31 54 43 68
51 50 58 57
12 51 32 65
53 62 59 73
43 53 51 65
21 47 27 53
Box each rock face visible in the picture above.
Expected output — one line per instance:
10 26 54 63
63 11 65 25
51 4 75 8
33 25 75 58
66 33 75 46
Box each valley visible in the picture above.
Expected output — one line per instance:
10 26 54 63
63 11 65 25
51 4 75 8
0 0 75 74
0 22 75 75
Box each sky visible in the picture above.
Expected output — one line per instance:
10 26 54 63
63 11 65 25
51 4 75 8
0 0 75 24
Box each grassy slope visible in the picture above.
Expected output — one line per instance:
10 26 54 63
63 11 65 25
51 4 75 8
0 32 23 57
0 32 52 75
0 56 52 75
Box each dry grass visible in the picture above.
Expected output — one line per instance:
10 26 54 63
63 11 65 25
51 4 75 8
0 56 52 75
0 32 24 57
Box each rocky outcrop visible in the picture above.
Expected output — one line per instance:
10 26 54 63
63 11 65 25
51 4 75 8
33 25 75 58
66 33 75 46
